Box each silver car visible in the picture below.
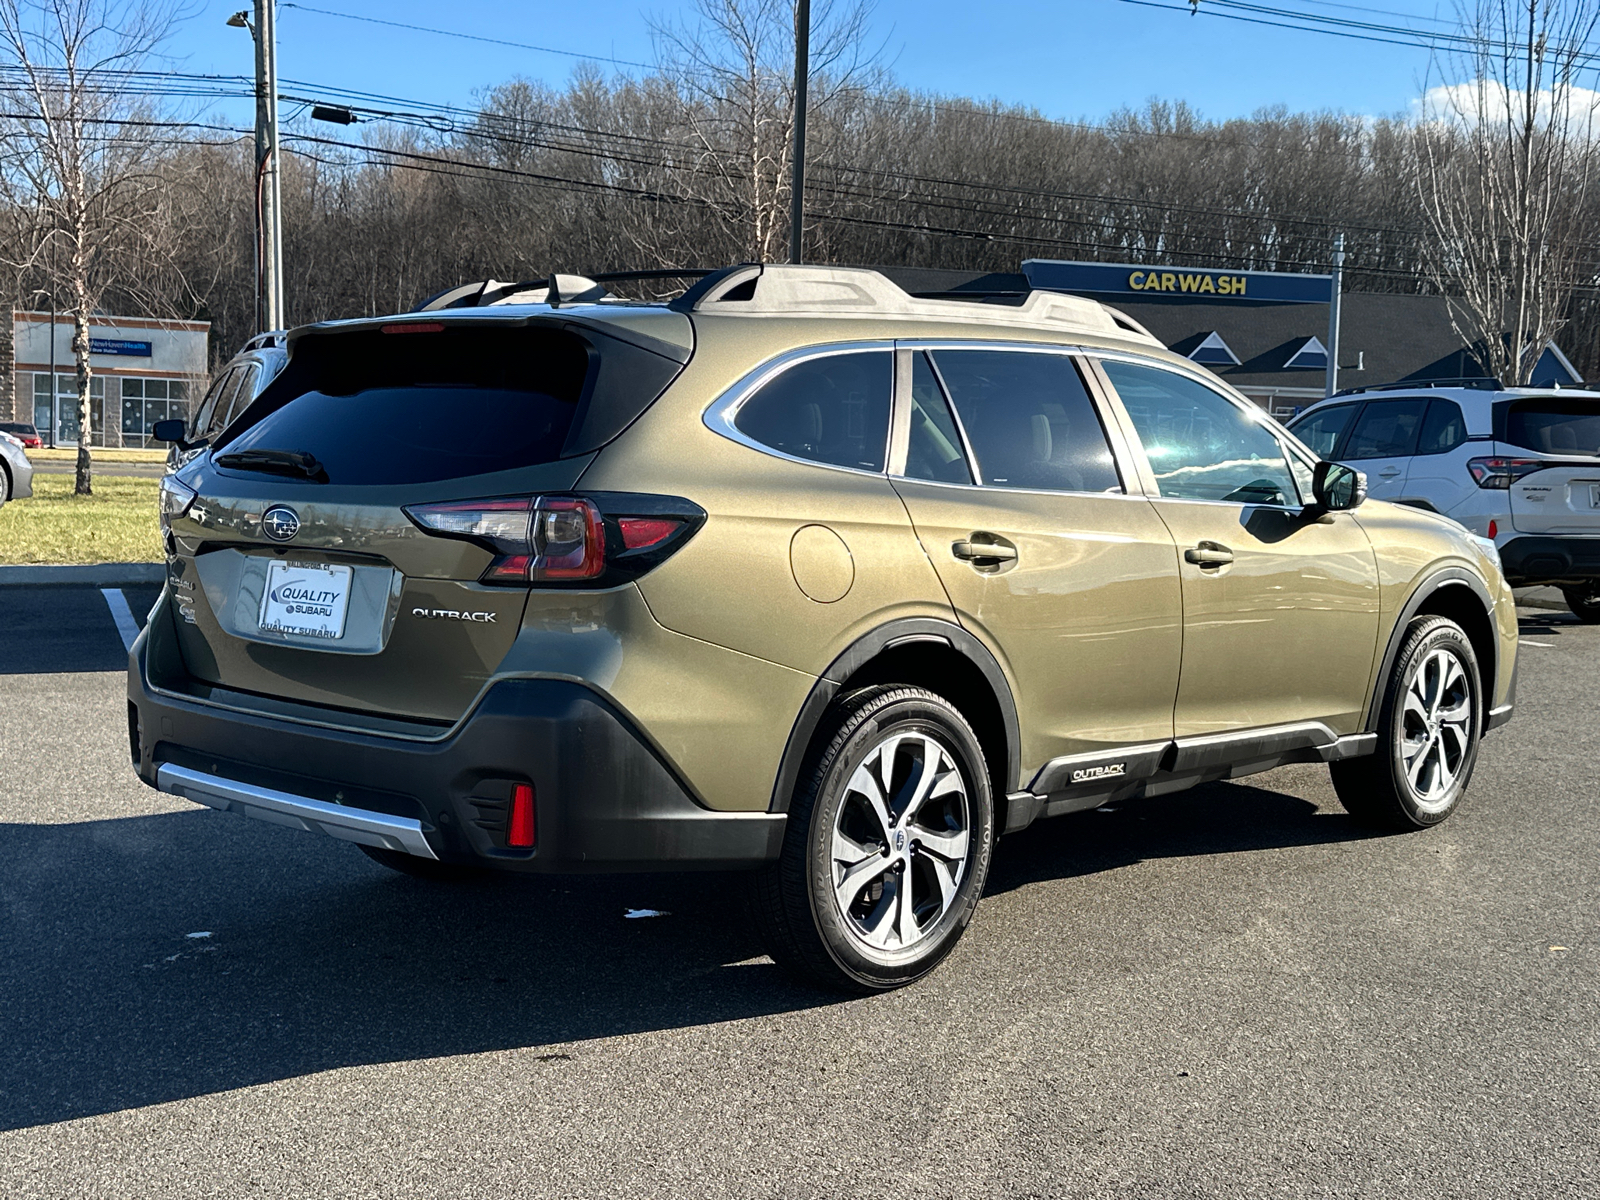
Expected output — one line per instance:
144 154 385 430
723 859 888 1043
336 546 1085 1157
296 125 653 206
0 429 32 508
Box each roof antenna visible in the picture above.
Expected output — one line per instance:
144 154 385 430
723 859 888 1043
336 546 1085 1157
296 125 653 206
546 274 563 308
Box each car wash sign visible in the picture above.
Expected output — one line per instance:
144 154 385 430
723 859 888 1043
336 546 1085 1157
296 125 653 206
1023 259 1332 304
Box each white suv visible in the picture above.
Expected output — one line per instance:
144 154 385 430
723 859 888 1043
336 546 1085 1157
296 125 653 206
1288 382 1600 620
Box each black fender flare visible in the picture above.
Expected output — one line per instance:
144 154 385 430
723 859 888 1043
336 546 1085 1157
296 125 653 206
767 617 1021 813
1365 567 1497 734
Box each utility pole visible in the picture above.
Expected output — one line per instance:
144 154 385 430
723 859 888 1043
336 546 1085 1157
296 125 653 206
232 4 284 332
1325 232 1344 399
789 0 809 265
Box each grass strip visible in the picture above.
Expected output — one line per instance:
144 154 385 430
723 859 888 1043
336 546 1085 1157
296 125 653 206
0 473 162 564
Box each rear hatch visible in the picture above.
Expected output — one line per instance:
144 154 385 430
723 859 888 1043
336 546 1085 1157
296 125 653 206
1497 395 1600 534
161 313 689 724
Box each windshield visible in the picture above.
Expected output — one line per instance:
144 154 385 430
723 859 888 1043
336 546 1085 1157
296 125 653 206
1505 398 1600 457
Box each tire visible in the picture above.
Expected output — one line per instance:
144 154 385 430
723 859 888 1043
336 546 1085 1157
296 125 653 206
1330 616 1482 830
1560 584 1600 623
357 843 481 881
750 685 995 994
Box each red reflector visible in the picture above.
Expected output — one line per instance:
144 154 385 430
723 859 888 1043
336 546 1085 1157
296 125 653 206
381 321 446 334
618 517 680 550
508 783 536 848
1488 519 1497 539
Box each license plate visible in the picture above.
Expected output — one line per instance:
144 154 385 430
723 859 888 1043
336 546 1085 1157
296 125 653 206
258 560 352 640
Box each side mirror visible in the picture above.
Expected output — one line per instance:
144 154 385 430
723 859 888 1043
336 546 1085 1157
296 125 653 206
1312 460 1367 511
150 419 189 445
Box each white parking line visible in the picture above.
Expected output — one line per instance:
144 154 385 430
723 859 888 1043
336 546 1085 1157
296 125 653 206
100 587 140 652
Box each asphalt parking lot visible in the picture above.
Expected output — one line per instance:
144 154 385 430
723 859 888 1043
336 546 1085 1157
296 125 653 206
1 587 1595 1198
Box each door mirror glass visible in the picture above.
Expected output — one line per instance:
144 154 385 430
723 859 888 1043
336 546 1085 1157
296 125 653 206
149 418 188 445
1312 460 1367 510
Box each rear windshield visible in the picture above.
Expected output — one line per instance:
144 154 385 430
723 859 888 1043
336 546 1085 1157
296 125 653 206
1505 398 1600 456
216 322 682 485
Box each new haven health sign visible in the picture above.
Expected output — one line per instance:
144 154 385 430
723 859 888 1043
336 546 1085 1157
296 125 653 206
1023 259 1333 304
89 337 153 357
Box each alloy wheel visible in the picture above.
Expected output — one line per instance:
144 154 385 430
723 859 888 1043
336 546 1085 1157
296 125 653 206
1398 646 1473 813
829 730 972 951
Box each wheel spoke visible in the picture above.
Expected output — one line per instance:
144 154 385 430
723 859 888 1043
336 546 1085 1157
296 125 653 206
895 866 920 945
1403 689 1430 728
916 827 969 862
898 735 945 825
1406 733 1436 788
846 761 896 844
833 852 888 914
927 855 960 913
857 875 900 948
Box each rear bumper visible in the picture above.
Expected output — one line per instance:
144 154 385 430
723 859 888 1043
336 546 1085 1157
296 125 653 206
128 633 785 873
1499 535 1600 585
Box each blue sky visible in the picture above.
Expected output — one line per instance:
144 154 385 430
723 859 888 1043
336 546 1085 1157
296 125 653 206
161 0 1449 130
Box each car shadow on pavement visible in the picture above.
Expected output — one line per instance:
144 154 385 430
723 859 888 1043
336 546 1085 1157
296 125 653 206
0 777 1373 1132
0 809 837 1132
984 778 1384 897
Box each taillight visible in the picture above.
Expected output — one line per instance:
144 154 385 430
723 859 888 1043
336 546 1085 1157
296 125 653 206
404 493 700 586
1467 457 1546 489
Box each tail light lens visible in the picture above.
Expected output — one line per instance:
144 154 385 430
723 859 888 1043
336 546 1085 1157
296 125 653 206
158 475 197 531
507 783 536 848
404 493 699 586
1467 457 1546 489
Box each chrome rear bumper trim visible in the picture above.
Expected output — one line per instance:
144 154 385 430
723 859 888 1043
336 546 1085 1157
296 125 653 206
156 763 438 860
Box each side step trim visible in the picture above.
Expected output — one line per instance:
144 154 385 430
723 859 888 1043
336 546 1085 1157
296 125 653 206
157 763 439 860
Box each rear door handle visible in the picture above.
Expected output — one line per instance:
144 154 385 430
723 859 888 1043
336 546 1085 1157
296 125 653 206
1379 467 1402 477
952 538 1018 563
1184 543 1234 567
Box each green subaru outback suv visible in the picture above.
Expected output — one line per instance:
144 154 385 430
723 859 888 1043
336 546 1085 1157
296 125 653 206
133 264 1518 992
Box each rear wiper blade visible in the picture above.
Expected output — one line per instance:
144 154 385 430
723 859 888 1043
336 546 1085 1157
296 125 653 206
214 448 329 482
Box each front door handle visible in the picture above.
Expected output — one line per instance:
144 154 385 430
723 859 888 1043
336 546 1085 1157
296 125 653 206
1184 543 1235 567
952 537 1018 563
1379 467 1402 477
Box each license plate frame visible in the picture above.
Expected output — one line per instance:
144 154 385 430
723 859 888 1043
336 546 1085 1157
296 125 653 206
257 559 353 641
1590 483 1600 509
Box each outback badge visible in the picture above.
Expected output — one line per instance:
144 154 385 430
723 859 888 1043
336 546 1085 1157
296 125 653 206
261 505 300 542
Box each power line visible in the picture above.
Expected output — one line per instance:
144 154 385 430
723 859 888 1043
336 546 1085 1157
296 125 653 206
279 3 655 70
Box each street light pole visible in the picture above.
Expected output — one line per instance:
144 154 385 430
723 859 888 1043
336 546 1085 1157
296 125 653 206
256 0 284 332
232 5 284 333
789 0 809 265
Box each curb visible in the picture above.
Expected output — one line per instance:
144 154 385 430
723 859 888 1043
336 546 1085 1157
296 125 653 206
0 562 163 587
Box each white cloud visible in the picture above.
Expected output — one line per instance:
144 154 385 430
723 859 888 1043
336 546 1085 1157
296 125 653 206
1418 79 1600 131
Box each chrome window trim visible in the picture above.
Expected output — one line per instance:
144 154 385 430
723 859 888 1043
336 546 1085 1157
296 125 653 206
893 338 1132 498
702 341 896 478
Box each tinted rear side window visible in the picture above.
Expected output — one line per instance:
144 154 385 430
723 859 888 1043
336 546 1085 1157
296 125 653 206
1344 400 1426 459
1505 398 1600 455
1417 399 1468 455
734 351 891 472
931 349 1121 493
219 326 601 486
1288 402 1356 458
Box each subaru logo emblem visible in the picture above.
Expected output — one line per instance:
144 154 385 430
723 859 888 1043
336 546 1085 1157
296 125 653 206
261 505 300 542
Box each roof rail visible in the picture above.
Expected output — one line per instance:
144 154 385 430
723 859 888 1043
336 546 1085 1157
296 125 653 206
668 262 1156 340
417 274 612 311
1334 376 1502 396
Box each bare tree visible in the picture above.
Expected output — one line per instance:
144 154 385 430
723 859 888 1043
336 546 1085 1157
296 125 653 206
649 0 882 263
1417 0 1600 385
0 0 181 492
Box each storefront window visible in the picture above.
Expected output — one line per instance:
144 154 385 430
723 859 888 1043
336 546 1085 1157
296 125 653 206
120 377 190 447
32 373 105 446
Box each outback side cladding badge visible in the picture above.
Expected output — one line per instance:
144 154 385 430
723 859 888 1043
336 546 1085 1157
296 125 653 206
1071 763 1127 784
261 505 300 542
412 607 498 623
